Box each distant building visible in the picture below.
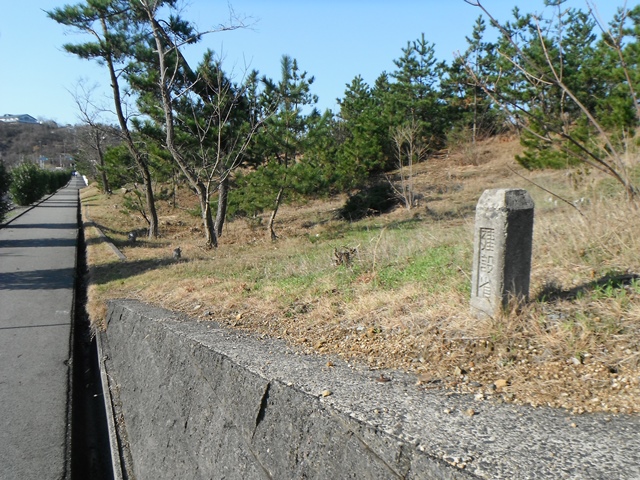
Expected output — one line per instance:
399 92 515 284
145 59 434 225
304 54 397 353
0 114 40 124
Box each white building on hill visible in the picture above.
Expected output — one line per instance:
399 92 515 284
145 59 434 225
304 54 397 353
0 114 40 124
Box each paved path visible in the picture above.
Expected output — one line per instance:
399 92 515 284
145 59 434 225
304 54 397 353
0 178 85 480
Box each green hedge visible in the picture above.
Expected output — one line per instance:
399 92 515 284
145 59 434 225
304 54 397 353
9 164 71 206
0 162 10 223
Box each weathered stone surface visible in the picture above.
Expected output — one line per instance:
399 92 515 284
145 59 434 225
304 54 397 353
470 188 534 318
102 300 640 480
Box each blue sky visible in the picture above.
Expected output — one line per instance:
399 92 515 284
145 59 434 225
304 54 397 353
0 1 625 126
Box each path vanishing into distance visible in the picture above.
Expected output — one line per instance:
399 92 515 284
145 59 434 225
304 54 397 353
0 177 90 480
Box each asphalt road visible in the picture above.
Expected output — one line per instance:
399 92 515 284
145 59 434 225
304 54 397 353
0 178 85 480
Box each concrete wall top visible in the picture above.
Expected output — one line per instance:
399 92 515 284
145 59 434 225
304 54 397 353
103 299 640 480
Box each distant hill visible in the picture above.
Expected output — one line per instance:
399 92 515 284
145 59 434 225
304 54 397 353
0 120 78 168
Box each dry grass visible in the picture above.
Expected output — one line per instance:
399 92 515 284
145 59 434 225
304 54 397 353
81 136 640 415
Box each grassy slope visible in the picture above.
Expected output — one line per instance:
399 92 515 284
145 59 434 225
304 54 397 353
82 136 640 414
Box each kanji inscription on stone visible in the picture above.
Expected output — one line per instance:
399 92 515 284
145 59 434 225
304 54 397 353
477 227 495 298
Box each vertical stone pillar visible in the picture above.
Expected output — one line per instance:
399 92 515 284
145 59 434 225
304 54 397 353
470 188 534 318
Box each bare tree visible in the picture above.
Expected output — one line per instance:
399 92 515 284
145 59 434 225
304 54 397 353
71 81 112 193
389 121 428 210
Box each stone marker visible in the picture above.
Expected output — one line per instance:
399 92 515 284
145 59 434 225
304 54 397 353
470 188 534 318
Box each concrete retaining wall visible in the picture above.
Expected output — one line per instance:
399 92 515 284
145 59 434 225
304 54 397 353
101 300 640 480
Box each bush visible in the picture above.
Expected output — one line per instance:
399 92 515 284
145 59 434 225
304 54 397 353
45 169 72 194
338 183 399 221
10 163 44 205
9 164 70 206
0 162 10 222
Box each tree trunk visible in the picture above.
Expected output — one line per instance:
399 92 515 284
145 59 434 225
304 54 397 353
102 24 159 238
624 181 639 202
214 175 229 238
267 186 285 241
142 165 159 238
96 153 110 194
172 169 178 208
199 185 218 248
93 130 111 194
98 167 110 195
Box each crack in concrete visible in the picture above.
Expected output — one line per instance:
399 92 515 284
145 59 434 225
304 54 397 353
183 335 276 480
253 382 271 440
329 409 405 479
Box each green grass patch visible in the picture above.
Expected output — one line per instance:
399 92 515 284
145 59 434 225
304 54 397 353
375 244 465 291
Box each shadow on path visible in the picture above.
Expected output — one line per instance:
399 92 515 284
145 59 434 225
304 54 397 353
0 267 75 290
0 238 78 249
6 223 79 230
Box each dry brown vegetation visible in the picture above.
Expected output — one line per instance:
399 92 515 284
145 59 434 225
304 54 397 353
81 136 640 415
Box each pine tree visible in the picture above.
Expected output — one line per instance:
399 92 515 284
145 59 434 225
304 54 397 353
464 0 639 198
131 1 260 247
335 75 387 188
516 3 601 169
47 0 160 237
389 33 449 148
257 55 319 240
445 15 504 152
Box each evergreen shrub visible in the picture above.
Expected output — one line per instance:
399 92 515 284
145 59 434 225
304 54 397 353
10 163 70 206
338 183 399 221
0 162 10 222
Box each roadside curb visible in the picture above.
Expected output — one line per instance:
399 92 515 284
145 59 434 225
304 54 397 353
79 194 129 478
82 205 127 261
96 332 126 480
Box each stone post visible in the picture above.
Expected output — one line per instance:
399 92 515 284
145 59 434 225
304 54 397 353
470 188 534 318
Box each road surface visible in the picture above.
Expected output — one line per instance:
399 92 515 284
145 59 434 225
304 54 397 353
0 178 84 480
